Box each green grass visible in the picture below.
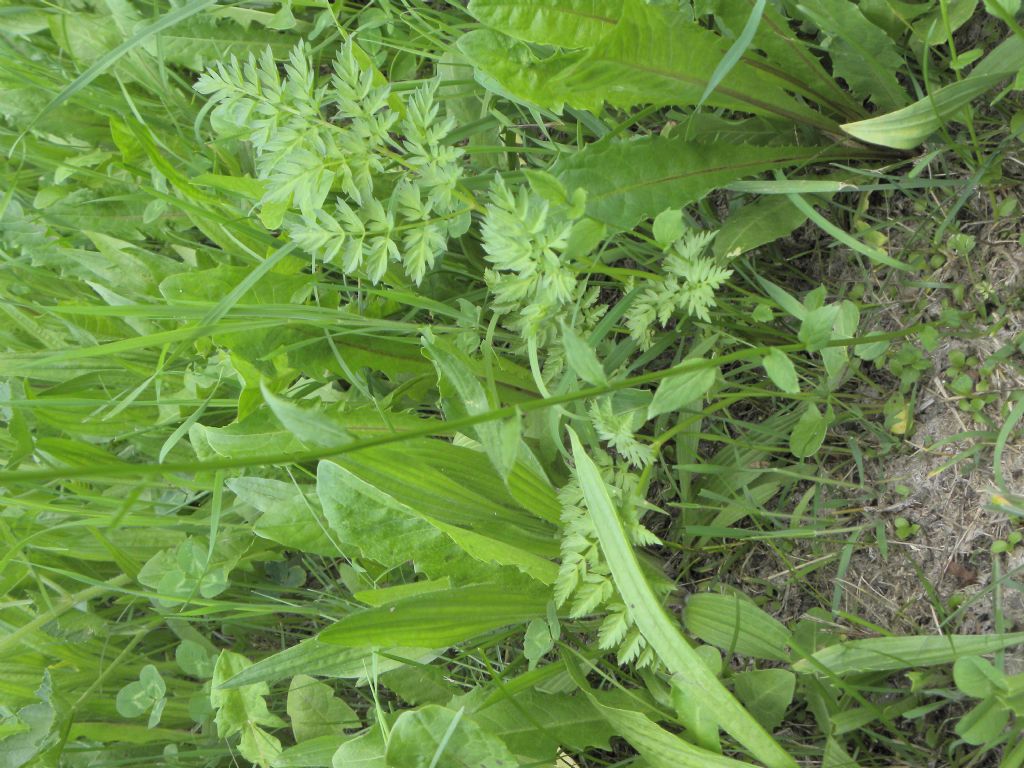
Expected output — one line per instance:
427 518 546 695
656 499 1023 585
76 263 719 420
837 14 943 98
1 1 1023 767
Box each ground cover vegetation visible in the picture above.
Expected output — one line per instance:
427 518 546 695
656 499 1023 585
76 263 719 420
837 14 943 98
1 0 1023 766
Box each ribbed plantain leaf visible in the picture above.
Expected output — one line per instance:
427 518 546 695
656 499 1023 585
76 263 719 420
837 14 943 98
556 134 828 230
842 34 1024 148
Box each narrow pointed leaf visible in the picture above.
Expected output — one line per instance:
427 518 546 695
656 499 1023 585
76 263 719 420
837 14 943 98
794 632 1024 675
557 135 827 230
318 584 548 648
568 430 797 768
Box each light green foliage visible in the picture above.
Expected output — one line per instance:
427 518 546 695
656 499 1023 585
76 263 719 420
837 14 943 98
196 42 465 284
627 213 731 348
115 665 167 728
137 536 240 603
210 652 287 767
555 462 668 669
287 675 360 742
481 175 584 339
3 1 1020 767
386 706 519 768
953 656 1024 747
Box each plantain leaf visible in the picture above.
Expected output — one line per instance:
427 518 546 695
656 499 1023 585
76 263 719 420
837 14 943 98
842 34 1024 148
761 349 801 394
794 632 1024 675
470 690 614 759
386 706 518 768
648 361 718 420
788 403 829 458
590 698 762 768
219 640 436 689
287 675 360 743
556 135 827 231
318 583 548 648
684 592 793 661
713 194 809 259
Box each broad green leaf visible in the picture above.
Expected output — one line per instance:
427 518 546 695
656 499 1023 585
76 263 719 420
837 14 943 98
709 0 860 116
713 196 808 259
331 726 386 768
115 665 166 725
457 29 589 111
354 579 453 607
159 15 294 70
556 135 827 230
422 333 517 479
684 593 793 661
470 691 614 759
590 698 761 767
761 349 800 394
137 537 236 603
386 706 518 768
953 656 1005 699
789 403 828 459
273 734 350 768
287 675 359 742
0 673 60 768
220 641 436 689
229 477 340 557
653 209 687 247
697 0 767 111
648 360 717 419
524 619 556 670
261 385 351 450
842 34 1024 148
176 640 216 679
912 0 978 44
795 0 908 110
672 674 721 753
560 321 607 386
467 0 622 47
190 416 305 462
568 431 797 768
955 698 1010 745
317 459 554 586
793 632 1024 675
379 665 456 707
240 725 282 768
798 305 840 352
328 441 559 548
556 2 830 127
318 584 548 648
210 651 286 739
732 670 796 732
